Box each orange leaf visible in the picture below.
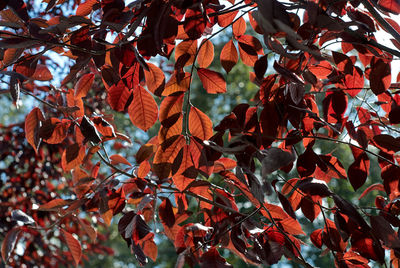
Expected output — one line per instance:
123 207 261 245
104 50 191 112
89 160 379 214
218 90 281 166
232 17 246 37
66 90 84 118
158 119 183 144
238 35 263 55
175 39 197 67
197 40 214 68
159 94 184 127
136 143 156 163
144 62 165 96
189 106 213 140
218 10 238 27
153 135 186 178
128 86 158 131
61 143 86 172
138 160 151 178
220 40 238 73
197 68 226 94
61 229 82 267
37 199 71 211
173 174 195 192
110 154 132 166
25 107 44 153
74 73 94 99
76 0 98 16
163 72 191 96
142 239 158 262
154 135 186 164
41 118 70 144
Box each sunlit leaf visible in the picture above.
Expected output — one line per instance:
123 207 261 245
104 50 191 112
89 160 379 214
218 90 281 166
128 86 158 131
197 68 226 94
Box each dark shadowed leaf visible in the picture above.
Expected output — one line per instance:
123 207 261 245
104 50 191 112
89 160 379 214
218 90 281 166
370 215 400 248
1 227 22 263
199 247 233 268
11 210 35 225
333 195 370 230
159 198 175 228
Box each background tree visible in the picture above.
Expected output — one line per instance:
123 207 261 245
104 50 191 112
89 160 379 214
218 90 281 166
2 0 400 267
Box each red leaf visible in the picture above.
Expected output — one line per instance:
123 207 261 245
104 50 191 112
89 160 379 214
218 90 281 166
153 135 186 178
32 64 53 81
220 40 238 73
308 61 332 79
310 229 323 248
359 183 385 200
378 0 400 14
197 68 226 94
189 106 213 140
199 247 233 267
61 229 82 267
128 86 158 131
25 107 44 153
107 80 132 112
74 73 94 99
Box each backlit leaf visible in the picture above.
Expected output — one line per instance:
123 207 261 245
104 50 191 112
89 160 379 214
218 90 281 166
189 106 213 140
175 39 197 67
220 40 238 73
197 40 214 68
144 62 165 96
76 0 98 16
61 143 86 172
197 68 226 94
110 154 132 166
163 72 191 96
232 17 246 37
74 73 94 98
107 80 132 112
128 86 158 131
